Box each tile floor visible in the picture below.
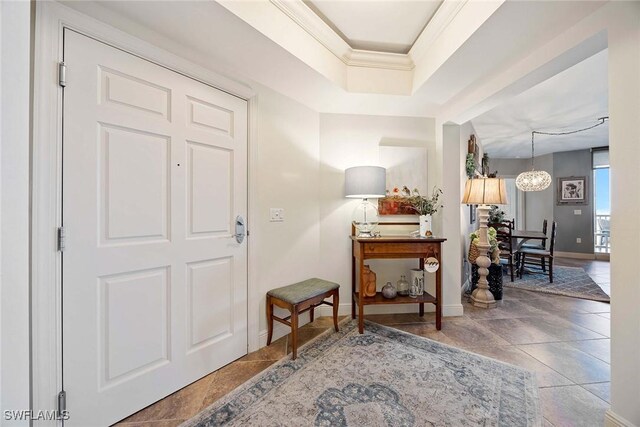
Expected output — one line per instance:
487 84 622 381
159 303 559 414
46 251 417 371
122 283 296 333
116 258 610 427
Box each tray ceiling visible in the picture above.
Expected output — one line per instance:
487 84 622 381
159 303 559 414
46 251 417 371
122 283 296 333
305 0 443 54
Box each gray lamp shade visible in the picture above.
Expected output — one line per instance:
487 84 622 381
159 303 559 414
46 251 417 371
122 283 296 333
345 166 386 198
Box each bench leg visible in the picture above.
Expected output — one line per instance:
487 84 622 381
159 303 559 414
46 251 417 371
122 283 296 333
310 305 315 323
333 290 340 332
266 296 274 346
291 306 299 360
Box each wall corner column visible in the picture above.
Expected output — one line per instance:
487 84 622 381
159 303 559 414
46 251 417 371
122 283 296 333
435 121 464 316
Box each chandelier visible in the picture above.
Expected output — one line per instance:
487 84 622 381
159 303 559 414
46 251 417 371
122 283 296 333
515 132 552 191
516 117 609 192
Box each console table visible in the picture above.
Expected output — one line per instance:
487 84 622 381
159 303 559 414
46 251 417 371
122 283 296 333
351 226 446 334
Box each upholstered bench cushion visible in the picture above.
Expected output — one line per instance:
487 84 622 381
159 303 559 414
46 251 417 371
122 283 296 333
267 278 339 305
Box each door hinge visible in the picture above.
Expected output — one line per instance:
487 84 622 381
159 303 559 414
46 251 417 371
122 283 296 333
57 390 67 419
57 227 66 252
58 62 67 87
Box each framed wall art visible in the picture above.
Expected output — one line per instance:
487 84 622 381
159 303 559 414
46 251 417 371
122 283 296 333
557 176 588 205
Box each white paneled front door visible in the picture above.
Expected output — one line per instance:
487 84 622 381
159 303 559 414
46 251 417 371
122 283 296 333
62 30 248 426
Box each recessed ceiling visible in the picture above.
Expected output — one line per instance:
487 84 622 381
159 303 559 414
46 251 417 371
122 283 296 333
61 0 606 118
305 0 443 54
472 49 608 159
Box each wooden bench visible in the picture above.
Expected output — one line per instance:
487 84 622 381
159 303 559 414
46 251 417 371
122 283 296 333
266 278 340 359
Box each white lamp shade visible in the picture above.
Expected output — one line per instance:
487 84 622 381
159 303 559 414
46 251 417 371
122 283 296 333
461 178 508 205
345 166 386 198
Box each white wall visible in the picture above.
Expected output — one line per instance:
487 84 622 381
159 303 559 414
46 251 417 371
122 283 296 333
318 114 437 314
252 84 321 343
0 0 31 423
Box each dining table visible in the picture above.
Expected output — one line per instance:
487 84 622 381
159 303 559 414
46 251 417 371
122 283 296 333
511 229 547 250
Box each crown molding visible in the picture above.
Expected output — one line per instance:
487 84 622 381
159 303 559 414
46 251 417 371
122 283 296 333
410 0 469 62
270 0 415 71
346 49 415 70
270 0 351 61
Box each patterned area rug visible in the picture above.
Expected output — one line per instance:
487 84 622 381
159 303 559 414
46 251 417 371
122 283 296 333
505 266 610 302
183 320 541 427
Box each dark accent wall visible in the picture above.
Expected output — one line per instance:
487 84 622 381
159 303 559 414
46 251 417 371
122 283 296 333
553 150 594 253
490 148 596 255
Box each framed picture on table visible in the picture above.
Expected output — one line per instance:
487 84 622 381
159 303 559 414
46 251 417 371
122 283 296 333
557 176 588 205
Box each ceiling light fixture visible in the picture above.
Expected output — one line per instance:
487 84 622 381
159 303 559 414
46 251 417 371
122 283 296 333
516 117 609 192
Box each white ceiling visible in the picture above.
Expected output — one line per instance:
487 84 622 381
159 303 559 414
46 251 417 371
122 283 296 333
61 1 605 119
472 49 608 159
305 0 442 54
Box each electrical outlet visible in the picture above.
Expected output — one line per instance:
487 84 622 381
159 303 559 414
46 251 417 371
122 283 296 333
576 237 582 243
574 209 582 215
270 208 284 222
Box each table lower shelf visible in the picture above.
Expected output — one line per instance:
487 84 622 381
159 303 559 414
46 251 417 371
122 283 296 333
353 291 436 305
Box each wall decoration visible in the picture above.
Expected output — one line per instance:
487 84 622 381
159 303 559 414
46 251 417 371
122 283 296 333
377 145 427 216
557 176 588 205
470 204 477 224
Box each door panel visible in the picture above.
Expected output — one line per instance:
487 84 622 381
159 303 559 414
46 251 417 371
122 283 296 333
63 29 248 426
187 141 232 237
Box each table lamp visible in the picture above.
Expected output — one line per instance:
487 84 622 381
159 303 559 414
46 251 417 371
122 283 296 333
461 177 508 308
345 166 386 237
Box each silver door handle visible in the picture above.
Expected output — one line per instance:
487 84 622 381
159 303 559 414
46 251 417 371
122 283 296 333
232 215 245 244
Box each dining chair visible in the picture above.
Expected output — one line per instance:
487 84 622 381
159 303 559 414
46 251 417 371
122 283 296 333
597 217 610 247
518 221 557 283
493 222 516 282
520 219 548 251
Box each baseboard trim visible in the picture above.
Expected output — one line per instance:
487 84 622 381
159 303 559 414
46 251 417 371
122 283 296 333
605 409 636 427
443 303 464 317
555 251 596 260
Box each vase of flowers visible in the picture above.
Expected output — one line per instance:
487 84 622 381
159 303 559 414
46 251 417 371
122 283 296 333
408 187 443 237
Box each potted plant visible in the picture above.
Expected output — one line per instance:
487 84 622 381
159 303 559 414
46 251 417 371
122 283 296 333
488 205 506 224
408 187 443 237
465 153 475 179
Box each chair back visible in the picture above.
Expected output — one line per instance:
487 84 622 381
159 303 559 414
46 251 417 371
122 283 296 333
548 221 557 255
492 222 514 255
541 219 548 246
597 217 610 233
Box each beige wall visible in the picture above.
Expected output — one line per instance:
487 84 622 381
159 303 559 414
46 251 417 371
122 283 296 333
318 113 438 314
459 122 479 290
607 2 640 424
251 85 321 343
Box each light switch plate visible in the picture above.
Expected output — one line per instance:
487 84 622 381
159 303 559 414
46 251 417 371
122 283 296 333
574 209 582 215
270 208 284 222
576 237 582 243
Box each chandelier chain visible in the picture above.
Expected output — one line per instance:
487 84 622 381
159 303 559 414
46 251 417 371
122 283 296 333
518 117 608 192
532 116 608 137
529 117 609 170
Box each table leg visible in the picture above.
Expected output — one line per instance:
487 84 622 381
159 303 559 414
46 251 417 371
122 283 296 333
351 245 356 320
358 256 365 334
419 257 425 316
436 254 442 330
